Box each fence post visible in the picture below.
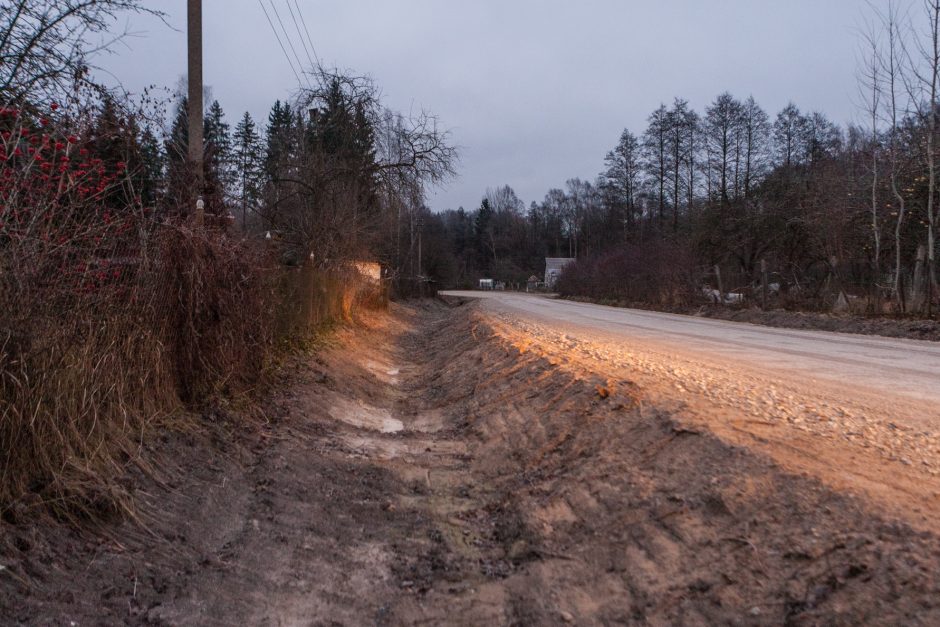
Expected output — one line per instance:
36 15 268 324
714 265 724 305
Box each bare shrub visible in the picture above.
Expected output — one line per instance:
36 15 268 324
556 240 699 308
156 228 278 404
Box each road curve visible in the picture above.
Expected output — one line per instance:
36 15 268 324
443 291 940 408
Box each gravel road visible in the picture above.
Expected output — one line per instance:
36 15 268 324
443 291 940 529
444 292 940 406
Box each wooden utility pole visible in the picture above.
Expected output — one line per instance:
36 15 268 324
188 0 204 226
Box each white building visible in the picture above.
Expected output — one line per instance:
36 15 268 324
544 258 575 289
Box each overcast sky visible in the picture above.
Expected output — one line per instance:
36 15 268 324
100 0 871 211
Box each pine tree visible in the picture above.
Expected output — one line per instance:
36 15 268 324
138 127 164 208
204 100 232 210
264 100 294 180
232 111 264 228
164 97 191 211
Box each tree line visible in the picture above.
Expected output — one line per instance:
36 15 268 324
418 1 940 315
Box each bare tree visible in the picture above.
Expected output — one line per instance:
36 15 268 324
642 105 669 227
740 96 771 200
906 0 940 313
666 98 696 232
859 17 884 303
878 1 913 308
602 128 642 236
704 92 743 205
773 103 807 168
0 0 163 103
263 68 456 268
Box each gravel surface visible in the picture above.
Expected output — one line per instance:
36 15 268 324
445 291 940 529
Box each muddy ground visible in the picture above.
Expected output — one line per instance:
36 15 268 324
3 300 940 625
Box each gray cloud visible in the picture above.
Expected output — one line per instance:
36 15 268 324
101 0 865 211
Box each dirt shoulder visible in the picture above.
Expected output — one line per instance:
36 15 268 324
3 300 940 625
563 295 940 342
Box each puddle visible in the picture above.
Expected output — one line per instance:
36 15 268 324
328 397 404 433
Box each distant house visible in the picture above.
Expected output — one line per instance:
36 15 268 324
544 258 575 289
526 275 541 292
479 278 495 290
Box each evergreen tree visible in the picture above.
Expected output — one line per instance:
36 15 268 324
264 100 295 180
138 127 164 208
163 97 232 213
232 111 264 227
475 198 495 273
88 97 133 211
204 100 232 209
164 97 191 211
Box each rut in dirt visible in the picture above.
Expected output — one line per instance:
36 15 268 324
4 299 940 625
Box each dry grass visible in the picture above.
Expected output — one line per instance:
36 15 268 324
0 224 383 523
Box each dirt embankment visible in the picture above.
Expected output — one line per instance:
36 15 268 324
3 300 940 625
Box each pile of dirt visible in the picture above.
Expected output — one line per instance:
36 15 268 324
3 300 940 624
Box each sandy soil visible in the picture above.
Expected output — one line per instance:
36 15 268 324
3 300 940 625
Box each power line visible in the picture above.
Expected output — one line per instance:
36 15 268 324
257 0 304 89
289 0 321 69
285 0 317 72
268 0 312 89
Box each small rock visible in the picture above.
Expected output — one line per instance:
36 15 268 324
560 610 575 623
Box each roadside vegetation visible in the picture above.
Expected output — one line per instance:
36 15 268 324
0 0 454 521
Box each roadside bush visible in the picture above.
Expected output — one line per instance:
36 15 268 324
555 240 699 308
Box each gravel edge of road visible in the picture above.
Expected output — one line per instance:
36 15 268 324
559 296 940 342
